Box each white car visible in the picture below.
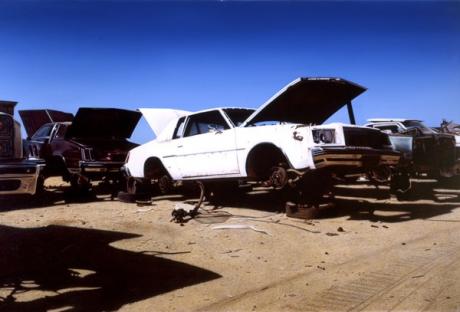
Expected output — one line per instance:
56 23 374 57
124 77 400 198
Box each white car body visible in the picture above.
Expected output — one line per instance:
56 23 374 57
125 78 399 183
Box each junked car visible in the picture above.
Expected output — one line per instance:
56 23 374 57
0 111 44 196
20 108 141 191
435 120 460 177
124 77 401 203
365 119 458 184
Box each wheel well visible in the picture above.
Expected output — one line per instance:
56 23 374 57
246 143 289 179
144 157 170 179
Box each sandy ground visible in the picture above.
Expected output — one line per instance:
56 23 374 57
1 177 460 311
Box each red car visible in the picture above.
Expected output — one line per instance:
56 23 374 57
20 108 141 191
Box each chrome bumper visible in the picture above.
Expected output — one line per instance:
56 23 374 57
78 161 125 175
313 148 400 169
0 162 44 195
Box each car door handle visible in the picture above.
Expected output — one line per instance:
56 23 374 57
177 145 183 148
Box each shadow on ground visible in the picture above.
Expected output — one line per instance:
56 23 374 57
170 180 460 224
321 180 460 223
0 181 122 212
0 225 220 311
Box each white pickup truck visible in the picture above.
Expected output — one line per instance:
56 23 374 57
123 77 400 200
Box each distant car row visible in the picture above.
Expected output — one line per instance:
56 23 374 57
1 77 458 203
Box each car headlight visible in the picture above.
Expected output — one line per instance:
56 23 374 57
313 129 336 144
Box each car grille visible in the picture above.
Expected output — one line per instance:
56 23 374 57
0 140 13 158
0 115 14 158
343 127 391 149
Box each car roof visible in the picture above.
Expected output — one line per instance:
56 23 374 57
367 118 422 123
190 107 255 115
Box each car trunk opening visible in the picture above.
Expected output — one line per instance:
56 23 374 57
19 109 74 138
72 138 138 162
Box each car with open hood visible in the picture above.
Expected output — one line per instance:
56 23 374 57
0 111 44 196
20 107 141 190
123 77 401 202
365 119 459 181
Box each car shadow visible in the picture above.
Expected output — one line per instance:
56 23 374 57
319 198 458 223
333 179 460 202
0 183 116 212
319 180 460 223
167 180 460 224
0 225 220 311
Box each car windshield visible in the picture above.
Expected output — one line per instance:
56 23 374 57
223 108 255 127
402 120 435 134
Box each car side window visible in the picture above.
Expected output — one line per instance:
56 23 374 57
183 110 230 138
54 124 68 139
32 124 53 139
173 117 186 139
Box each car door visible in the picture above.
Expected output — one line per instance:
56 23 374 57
175 110 240 179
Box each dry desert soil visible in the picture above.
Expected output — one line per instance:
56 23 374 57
1 178 460 311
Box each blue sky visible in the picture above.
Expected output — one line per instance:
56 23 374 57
0 1 459 143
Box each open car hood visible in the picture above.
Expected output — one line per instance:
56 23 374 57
139 108 191 137
242 77 366 126
66 108 141 139
19 109 74 137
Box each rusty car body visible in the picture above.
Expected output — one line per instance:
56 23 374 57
20 108 141 190
435 120 460 176
365 119 458 180
0 111 44 195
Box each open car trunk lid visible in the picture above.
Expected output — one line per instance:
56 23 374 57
242 77 366 126
139 108 191 137
65 108 141 139
19 109 74 137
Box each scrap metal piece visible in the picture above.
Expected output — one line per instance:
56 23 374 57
170 181 205 224
211 224 271 235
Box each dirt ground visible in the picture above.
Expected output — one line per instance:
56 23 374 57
1 177 460 311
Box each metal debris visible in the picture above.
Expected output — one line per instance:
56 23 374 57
136 207 154 213
211 224 271 235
